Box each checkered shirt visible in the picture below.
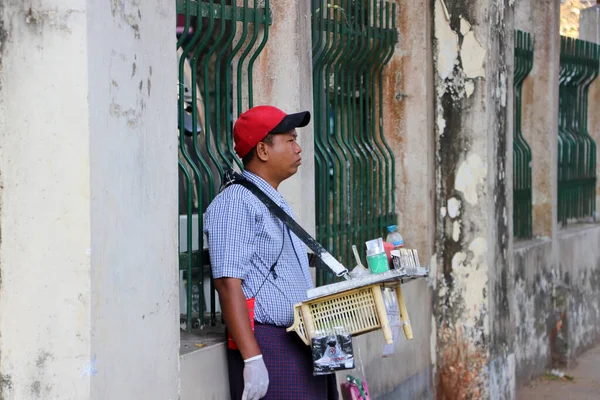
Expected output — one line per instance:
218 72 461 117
204 170 314 327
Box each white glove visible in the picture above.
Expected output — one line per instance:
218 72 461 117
242 354 269 400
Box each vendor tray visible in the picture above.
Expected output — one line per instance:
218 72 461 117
287 268 428 346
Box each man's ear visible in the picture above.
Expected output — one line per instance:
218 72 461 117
256 141 269 162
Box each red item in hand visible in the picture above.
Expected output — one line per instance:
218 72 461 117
227 297 256 350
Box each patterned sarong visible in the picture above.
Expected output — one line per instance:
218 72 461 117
227 323 339 400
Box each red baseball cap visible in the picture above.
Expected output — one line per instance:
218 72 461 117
233 105 311 158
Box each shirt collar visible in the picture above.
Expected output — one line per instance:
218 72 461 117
242 170 286 207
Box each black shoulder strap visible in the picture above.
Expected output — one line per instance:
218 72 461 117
223 169 348 277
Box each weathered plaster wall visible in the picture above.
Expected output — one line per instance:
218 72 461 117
432 0 515 398
0 1 92 398
558 225 600 359
513 239 554 387
0 1 179 399
512 225 600 388
88 1 179 399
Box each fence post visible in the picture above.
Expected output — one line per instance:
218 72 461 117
250 0 316 237
580 4 600 219
432 0 515 397
516 1 560 238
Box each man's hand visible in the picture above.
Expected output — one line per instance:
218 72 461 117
242 355 269 400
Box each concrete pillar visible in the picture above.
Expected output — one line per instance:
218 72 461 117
385 0 435 260
580 4 600 43
360 1 436 396
0 1 178 399
580 4 600 219
431 0 515 398
516 1 560 238
251 0 315 235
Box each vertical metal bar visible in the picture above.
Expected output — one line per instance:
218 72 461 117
248 0 270 108
513 30 533 239
378 2 396 227
236 0 250 116
214 0 237 171
226 1 245 171
317 1 343 285
311 0 397 283
203 0 226 180
558 35 599 224
238 0 261 110
177 0 273 327
347 0 368 260
178 0 206 330
311 0 327 285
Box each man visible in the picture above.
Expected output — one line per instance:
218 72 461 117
204 105 338 400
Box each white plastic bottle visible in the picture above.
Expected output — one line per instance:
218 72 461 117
385 225 404 249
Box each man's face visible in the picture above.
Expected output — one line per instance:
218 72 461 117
263 130 302 179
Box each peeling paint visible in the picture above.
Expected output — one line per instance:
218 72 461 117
447 197 461 218
455 153 487 205
458 238 489 332
452 221 461 242
430 314 437 370
429 254 438 290
460 18 471 35
436 107 447 136
465 80 475 98
434 0 459 81
461 30 486 79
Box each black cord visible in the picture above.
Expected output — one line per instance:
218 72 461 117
252 222 285 298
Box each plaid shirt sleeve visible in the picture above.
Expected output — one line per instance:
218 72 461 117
204 189 257 280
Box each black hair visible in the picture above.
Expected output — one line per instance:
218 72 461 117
241 133 275 167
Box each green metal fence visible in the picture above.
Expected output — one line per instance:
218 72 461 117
513 30 534 239
311 0 398 285
177 0 271 331
558 36 598 225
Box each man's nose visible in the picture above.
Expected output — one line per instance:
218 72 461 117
295 142 302 154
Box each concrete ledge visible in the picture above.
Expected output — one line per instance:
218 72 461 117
180 341 229 400
513 237 554 388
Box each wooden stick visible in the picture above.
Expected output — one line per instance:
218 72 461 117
395 285 413 340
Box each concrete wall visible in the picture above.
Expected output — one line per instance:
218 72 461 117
88 1 180 399
513 225 600 388
180 344 229 400
559 225 600 358
0 1 179 399
513 239 554 387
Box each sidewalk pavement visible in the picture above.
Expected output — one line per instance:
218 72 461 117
517 345 600 399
